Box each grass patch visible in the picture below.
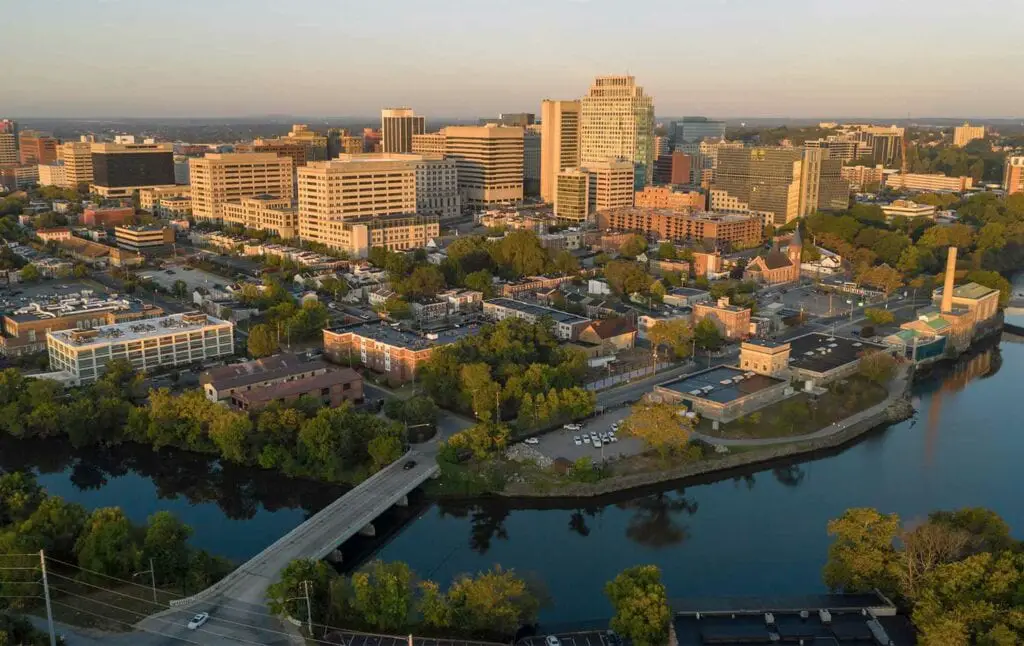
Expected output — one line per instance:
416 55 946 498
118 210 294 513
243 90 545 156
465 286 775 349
699 376 888 440
27 582 182 633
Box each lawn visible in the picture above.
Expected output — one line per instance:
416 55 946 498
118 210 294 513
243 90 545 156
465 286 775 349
699 376 889 440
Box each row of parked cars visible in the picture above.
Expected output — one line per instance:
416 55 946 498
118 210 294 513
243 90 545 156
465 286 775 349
521 421 623 449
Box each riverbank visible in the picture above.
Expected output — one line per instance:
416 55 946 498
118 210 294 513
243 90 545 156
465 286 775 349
498 366 914 499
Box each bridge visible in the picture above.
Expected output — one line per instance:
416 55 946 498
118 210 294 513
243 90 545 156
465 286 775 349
137 445 440 643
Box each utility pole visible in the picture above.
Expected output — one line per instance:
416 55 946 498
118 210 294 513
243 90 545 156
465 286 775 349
134 558 157 604
303 580 313 633
39 550 56 646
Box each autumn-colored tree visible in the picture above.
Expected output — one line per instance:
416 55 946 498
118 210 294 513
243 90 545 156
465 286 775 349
621 402 694 458
859 350 897 384
604 565 671 646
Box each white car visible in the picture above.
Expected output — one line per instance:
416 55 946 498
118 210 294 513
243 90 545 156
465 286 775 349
593 439 603 448
187 613 210 630
546 637 562 646
611 422 620 432
609 434 618 443
563 423 582 431
574 436 582 446
524 437 540 445
583 435 591 444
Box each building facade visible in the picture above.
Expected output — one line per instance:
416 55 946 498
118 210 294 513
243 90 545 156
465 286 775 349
47 312 233 384
37 163 66 187
0 132 15 165
672 117 726 145
884 173 973 193
18 131 58 165
411 132 446 156
139 185 190 212
443 125 524 207
953 123 985 147
596 207 762 246
1005 157 1024 196
585 160 635 213
634 186 705 210
711 147 804 226
653 151 692 186
580 75 655 186
323 324 474 386
114 225 175 254
327 214 440 257
841 165 886 190
539 99 581 203
693 297 752 340
482 298 591 340
90 142 176 198
381 108 425 154
555 169 589 222
221 195 298 238
189 152 294 222
414 156 460 219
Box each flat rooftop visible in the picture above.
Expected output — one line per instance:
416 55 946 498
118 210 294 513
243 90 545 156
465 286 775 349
659 365 785 404
49 312 229 346
332 323 477 351
4 293 150 323
667 287 710 298
485 298 590 324
933 281 998 300
787 333 885 374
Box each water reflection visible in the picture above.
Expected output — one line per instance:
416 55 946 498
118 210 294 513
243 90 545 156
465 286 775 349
771 465 806 487
0 435 345 521
923 343 1000 465
617 489 699 549
436 500 512 554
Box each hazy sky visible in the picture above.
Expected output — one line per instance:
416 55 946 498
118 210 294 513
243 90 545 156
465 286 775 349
3 0 1022 119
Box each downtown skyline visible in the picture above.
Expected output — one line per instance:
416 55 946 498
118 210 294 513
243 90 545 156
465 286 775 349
2 0 1023 120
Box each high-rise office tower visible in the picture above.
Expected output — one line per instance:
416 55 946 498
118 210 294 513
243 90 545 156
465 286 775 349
58 141 94 189
1004 157 1024 196
672 117 726 145
326 128 348 159
580 75 655 187
953 122 985 147
540 99 581 203
0 119 16 135
523 127 541 197
584 160 635 213
18 131 58 165
189 153 294 222
711 147 805 226
90 142 176 198
555 169 589 222
381 108 425 154
0 119 16 165
443 125 524 207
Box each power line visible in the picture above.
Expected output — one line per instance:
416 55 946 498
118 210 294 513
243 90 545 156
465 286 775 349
43 555 182 598
0 566 40 571
46 598 203 646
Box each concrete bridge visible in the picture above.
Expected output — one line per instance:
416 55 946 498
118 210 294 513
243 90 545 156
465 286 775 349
138 446 440 643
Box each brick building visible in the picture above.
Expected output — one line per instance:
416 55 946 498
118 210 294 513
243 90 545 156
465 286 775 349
597 207 762 247
323 324 477 386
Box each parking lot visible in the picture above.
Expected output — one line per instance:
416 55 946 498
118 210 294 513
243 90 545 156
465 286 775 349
328 634 500 646
526 408 646 462
518 631 620 646
138 265 232 294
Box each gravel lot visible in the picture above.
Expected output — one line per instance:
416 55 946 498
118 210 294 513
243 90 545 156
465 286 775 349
525 408 646 462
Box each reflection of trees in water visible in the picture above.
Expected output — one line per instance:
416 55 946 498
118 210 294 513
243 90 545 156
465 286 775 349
771 465 806 487
568 506 602 537
0 435 344 521
732 474 756 490
617 489 699 549
435 500 511 555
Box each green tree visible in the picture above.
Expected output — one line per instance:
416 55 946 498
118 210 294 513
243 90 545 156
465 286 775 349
621 402 693 459
444 566 539 637
859 350 897 384
171 280 189 300
247 323 279 358
864 308 895 326
417 580 452 628
823 507 900 596
552 250 579 275
647 319 693 361
350 560 414 632
604 565 671 646
367 433 403 471
0 472 44 525
619 235 648 258
693 318 724 351
266 559 337 622
657 242 677 260
16 495 86 561
400 265 446 300
604 260 650 295
380 296 411 320
143 511 193 586
18 264 40 282
74 507 141 579
463 269 494 297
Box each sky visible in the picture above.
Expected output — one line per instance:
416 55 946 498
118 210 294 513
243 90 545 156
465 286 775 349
2 0 1023 120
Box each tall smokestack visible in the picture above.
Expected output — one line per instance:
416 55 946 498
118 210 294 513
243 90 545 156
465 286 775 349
941 246 957 313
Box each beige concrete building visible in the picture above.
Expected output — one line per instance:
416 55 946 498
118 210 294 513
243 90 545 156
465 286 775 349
340 136 365 155
414 155 460 219
37 163 66 187
1005 156 1024 196
540 99 581 203
114 225 174 254
840 165 886 190
297 155 417 247
884 173 974 193
634 186 705 210
443 125 523 207
189 152 294 223
381 108 425 154
711 147 804 225
585 160 636 213
156 195 192 219
222 195 299 239
555 168 589 222
580 75 655 185
139 185 191 212
953 122 985 147
325 214 440 257
0 133 16 165
57 141 94 188
411 132 446 155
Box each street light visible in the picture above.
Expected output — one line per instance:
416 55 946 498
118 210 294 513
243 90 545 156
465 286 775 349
132 558 157 605
286 580 314 633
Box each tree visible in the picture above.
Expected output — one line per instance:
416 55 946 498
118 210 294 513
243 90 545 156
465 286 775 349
367 433 403 471
417 580 452 628
266 559 337 622
859 350 897 384
551 250 579 275
647 319 693 361
604 565 671 646
16 495 86 561
619 234 648 258
350 560 414 632
604 260 650 295
463 269 494 297
247 323 279 358
622 402 693 458
400 265 446 300
657 242 677 260
75 507 141 579
897 245 923 275
18 264 40 282
461 363 499 421
693 318 724 351
823 507 900 596
171 280 189 300
380 296 411 320
864 308 895 326
444 566 539 637
143 511 193 585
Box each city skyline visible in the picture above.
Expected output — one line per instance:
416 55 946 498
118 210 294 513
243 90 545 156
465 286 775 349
3 0 1023 120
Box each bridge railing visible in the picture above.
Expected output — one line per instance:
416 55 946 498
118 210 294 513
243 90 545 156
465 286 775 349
165 448 426 611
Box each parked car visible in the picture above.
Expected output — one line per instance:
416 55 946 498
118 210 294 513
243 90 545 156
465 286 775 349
524 437 539 445
609 434 618 443
546 637 561 646
187 613 210 630
583 435 591 444
593 439 603 448
573 436 582 446
563 423 582 431
611 422 620 432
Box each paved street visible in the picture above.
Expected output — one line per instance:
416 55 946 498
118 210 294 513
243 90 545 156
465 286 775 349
518 631 618 646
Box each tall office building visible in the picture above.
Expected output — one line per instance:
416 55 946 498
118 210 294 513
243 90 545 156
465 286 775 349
413 156 461 220
91 142 176 198
0 119 15 135
412 132 446 156
711 147 804 226
848 125 904 166
555 169 589 222
58 141 94 189
443 125 524 207
816 157 850 211
1004 157 1024 196
0 134 16 165
673 117 726 145
580 75 655 187
540 99 581 203
653 152 692 186
189 153 295 222
297 155 418 246
953 122 986 147
18 131 58 165
523 128 541 197
381 108 425 154
585 160 635 213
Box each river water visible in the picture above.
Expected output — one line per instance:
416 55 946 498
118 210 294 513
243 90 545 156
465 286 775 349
4 330 1023 624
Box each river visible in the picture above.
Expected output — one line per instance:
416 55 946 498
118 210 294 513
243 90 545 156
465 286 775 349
4 332 1023 624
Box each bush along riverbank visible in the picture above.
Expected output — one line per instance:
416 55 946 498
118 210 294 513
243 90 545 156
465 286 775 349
0 361 404 486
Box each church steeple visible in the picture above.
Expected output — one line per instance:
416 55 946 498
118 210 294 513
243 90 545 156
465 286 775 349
788 225 803 266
